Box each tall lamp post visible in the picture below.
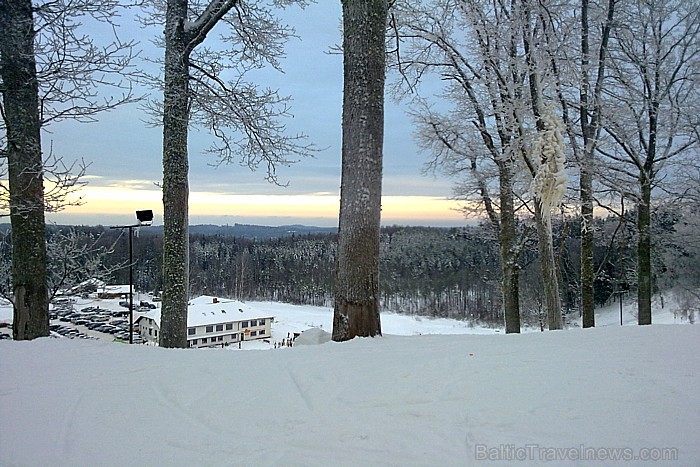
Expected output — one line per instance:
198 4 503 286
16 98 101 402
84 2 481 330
111 210 153 343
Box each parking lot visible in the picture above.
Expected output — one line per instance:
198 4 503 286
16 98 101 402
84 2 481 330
48 297 157 344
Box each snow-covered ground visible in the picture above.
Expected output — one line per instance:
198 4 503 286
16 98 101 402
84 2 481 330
1 295 698 466
0 296 502 349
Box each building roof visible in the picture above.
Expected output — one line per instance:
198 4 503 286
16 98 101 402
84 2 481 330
99 285 131 295
139 296 274 328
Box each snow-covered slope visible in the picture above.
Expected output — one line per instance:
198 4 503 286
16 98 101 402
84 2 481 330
1 325 698 466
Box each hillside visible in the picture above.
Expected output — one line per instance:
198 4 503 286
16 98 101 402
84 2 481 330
1 323 697 466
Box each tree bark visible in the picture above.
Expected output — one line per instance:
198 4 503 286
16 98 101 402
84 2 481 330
579 0 616 328
579 0 595 328
535 203 563 330
332 0 387 342
160 0 191 348
497 161 521 333
0 0 50 340
637 175 652 325
580 160 595 327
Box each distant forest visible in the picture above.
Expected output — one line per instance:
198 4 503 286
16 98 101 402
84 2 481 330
2 208 699 327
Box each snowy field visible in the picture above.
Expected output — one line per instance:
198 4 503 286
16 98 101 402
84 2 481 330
1 297 698 466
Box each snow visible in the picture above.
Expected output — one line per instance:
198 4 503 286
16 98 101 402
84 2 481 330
530 107 567 216
293 327 331 345
1 298 698 466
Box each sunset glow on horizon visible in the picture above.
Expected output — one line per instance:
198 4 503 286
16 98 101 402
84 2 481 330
48 186 469 227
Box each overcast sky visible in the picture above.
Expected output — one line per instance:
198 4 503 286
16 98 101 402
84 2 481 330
42 2 466 228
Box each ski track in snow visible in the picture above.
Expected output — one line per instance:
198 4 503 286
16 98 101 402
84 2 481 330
287 367 315 412
57 391 84 460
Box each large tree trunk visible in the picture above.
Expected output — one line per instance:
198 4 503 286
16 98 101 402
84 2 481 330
0 0 50 340
497 161 521 333
332 0 387 342
160 0 191 348
637 177 652 325
535 203 563 330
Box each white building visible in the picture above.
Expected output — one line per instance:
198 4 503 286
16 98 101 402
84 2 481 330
136 296 274 348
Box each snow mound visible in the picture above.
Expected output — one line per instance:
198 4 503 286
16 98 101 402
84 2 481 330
294 327 331 345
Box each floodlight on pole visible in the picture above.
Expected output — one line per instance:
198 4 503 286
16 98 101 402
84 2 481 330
110 210 153 343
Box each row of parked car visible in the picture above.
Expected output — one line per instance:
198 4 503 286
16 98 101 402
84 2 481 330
51 303 144 343
50 323 95 340
119 300 157 312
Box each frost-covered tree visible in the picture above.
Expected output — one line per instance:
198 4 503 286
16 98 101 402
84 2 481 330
145 0 314 347
528 108 567 330
599 0 699 325
0 227 124 300
392 0 573 331
390 1 524 332
575 0 617 328
332 0 388 341
0 0 136 339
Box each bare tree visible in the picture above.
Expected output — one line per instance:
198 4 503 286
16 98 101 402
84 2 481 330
409 100 523 333
0 227 125 301
392 0 575 331
0 0 47 339
390 1 525 332
575 0 617 328
144 0 314 348
332 0 388 341
600 0 699 325
0 0 138 340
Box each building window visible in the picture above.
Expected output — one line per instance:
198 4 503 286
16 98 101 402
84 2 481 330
217 336 224 342
201 338 208 344
206 326 213 333
250 331 257 337
241 321 249 328
225 323 233 330
259 329 265 335
188 328 195 336
148 329 152 335
191 339 197 345
258 319 265 326
216 324 223 332
154 330 158 337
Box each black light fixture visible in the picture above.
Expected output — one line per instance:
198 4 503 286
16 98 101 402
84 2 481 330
110 210 154 343
136 210 154 225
